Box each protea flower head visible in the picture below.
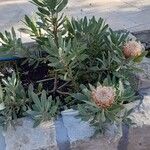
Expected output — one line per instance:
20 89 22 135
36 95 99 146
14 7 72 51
91 86 116 109
123 41 143 58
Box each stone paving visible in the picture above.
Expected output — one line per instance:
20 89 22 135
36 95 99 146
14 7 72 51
0 0 150 42
65 0 150 32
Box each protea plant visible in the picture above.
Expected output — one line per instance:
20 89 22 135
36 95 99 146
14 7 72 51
91 86 116 109
72 80 136 134
123 41 143 58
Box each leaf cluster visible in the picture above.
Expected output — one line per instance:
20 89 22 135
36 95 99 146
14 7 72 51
0 72 27 130
21 0 68 45
0 27 24 57
0 72 59 129
27 88 59 127
72 79 136 134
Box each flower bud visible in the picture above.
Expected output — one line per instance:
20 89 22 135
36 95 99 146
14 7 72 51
91 86 116 109
123 41 143 58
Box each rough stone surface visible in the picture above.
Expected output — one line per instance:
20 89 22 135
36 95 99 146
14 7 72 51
133 30 150 49
129 96 150 126
0 0 36 43
137 57 150 80
126 95 150 150
71 138 120 150
128 125 150 150
3 118 58 150
136 57 150 91
61 109 95 143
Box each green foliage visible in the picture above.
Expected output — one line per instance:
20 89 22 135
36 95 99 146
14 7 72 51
20 15 44 45
0 72 59 129
21 0 68 46
72 79 136 134
0 72 28 130
43 37 87 80
19 0 145 108
0 0 146 133
0 27 24 57
19 0 70 69
20 0 145 89
64 17 109 46
63 17 139 84
27 89 59 127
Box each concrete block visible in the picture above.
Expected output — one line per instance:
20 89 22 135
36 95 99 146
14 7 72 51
127 95 150 150
129 96 150 126
55 117 70 150
3 118 58 150
61 109 95 143
136 58 150 87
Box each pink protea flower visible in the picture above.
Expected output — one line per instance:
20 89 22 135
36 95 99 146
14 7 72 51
123 41 143 58
91 86 116 109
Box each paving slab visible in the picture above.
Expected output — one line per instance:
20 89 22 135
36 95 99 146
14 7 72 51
0 0 150 43
0 0 35 30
